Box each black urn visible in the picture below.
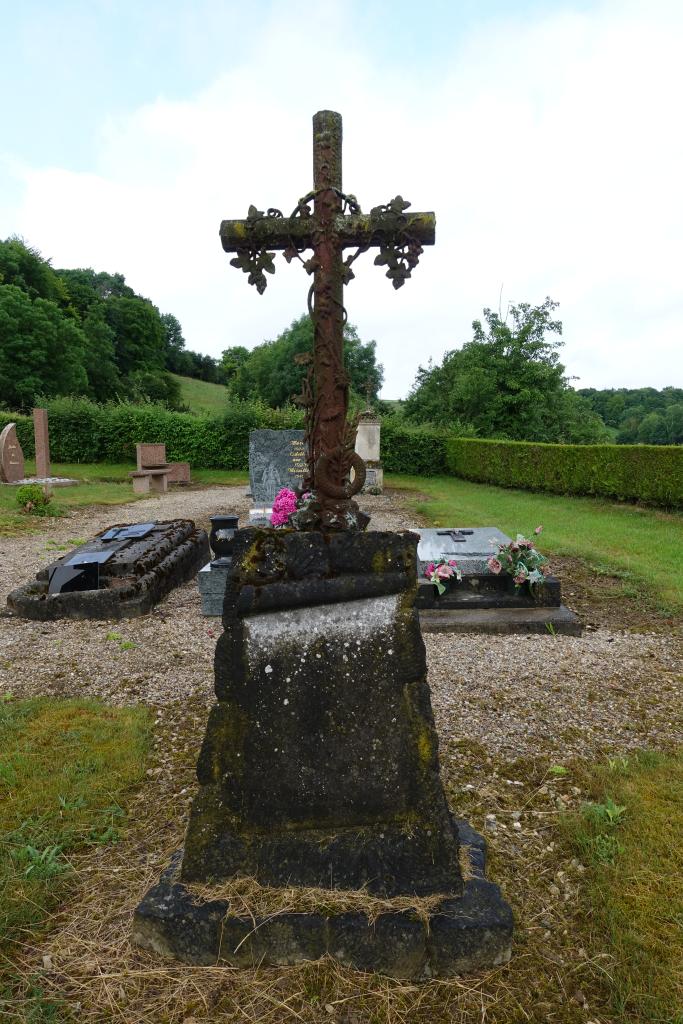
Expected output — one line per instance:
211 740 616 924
209 514 239 566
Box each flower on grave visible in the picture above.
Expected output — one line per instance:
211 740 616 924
488 527 548 592
424 556 462 596
270 487 298 527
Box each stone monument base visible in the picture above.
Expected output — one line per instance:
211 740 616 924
4 476 78 487
361 460 384 494
135 527 513 977
133 820 512 980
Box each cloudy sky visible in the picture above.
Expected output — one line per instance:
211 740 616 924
1 0 681 398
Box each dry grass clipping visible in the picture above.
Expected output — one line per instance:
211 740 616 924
4 719 619 1024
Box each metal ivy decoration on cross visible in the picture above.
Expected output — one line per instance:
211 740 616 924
220 110 435 531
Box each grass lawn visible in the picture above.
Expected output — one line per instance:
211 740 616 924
171 373 229 415
389 473 683 615
0 697 150 959
0 462 248 535
563 751 683 1022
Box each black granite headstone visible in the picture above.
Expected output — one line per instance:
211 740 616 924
248 430 306 505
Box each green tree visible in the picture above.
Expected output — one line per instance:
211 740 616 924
0 285 88 409
105 296 166 376
664 403 683 444
404 298 607 442
160 312 188 373
0 238 209 411
637 412 669 445
0 237 71 308
230 314 383 408
218 345 250 385
81 305 122 402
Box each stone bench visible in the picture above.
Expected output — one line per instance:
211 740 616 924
136 443 191 486
130 468 170 494
167 461 191 484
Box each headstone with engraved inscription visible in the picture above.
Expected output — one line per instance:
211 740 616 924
0 423 25 483
247 429 307 525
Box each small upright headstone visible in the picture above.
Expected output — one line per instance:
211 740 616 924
355 407 383 493
0 423 25 483
248 429 306 524
33 408 51 479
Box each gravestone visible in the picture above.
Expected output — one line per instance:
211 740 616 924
33 408 50 479
417 527 511 575
134 529 512 976
415 526 582 636
0 423 25 483
133 110 512 979
355 406 383 493
7 520 209 620
248 429 306 525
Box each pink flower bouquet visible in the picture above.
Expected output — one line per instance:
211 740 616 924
487 527 548 590
424 557 462 596
270 487 298 527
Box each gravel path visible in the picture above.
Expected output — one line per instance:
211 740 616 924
1 486 681 761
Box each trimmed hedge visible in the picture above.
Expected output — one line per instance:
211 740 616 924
2 401 680 506
381 421 450 476
0 399 303 471
446 437 683 507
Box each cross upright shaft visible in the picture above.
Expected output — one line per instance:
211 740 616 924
310 110 346 492
220 110 435 530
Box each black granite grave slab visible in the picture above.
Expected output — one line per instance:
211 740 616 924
7 519 209 620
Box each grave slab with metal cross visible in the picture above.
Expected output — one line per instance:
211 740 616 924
220 109 434 531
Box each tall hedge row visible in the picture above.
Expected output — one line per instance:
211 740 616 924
381 421 450 475
446 437 683 506
0 399 303 471
2 401 681 506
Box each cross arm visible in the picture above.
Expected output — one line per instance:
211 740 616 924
219 211 435 254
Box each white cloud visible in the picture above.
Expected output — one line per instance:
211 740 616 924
5 0 683 396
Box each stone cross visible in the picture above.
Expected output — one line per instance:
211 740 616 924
220 110 435 530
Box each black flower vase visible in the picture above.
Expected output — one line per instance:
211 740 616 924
209 514 239 567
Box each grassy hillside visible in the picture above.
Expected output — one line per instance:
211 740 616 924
171 374 228 415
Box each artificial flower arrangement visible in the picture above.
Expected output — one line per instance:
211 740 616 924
270 488 299 527
423 557 462 595
487 526 549 590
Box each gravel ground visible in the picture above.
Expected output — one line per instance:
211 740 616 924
1 486 681 761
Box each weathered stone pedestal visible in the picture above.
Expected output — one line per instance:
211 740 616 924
355 409 383 493
134 528 512 977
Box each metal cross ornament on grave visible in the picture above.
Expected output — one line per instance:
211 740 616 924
220 110 435 531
